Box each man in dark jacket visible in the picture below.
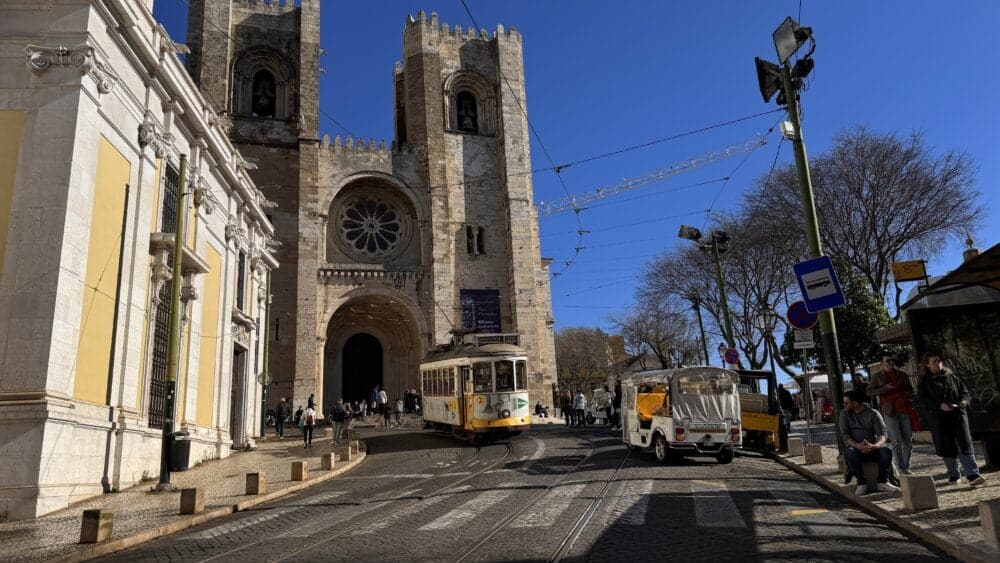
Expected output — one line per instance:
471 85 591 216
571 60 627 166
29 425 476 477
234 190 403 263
919 353 986 487
275 397 290 438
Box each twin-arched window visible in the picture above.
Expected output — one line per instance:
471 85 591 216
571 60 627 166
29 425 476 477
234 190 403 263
232 49 294 120
456 91 478 133
444 71 495 135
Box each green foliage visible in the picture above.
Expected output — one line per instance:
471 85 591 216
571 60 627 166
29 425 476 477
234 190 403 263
780 255 892 373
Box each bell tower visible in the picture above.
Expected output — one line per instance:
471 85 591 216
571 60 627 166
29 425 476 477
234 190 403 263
185 0 322 410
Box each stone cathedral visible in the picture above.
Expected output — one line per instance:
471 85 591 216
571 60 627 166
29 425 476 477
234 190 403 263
184 1 557 412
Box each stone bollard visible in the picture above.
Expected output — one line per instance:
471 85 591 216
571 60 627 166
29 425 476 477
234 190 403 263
246 472 266 495
292 460 308 481
787 437 804 457
803 444 824 465
980 498 1000 549
339 445 352 462
860 462 880 486
321 452 335 470
900 475 938 511
80 509 114 543
350 439 360 454
179 488 205 515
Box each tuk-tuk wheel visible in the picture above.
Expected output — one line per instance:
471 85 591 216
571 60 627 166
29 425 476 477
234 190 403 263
716 447 734 464
585 414 596 425
653 434 670 463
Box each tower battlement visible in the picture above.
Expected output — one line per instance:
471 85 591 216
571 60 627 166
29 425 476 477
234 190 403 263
232 0 298 13
403 10 521 46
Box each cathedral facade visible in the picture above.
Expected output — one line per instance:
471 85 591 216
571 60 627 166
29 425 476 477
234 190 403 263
185 1 557 412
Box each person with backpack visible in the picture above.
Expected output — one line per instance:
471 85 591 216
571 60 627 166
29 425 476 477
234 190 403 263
301 405 316 448
329 398 348 445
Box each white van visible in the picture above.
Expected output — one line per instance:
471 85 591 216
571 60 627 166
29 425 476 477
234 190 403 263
621 367 742 464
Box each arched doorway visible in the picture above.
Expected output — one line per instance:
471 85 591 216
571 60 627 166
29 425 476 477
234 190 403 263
342 333 382 404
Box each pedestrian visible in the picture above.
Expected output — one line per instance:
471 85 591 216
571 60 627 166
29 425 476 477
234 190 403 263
603 384 613 426
378 386 388 415
383 397 393 429
395 398 403 426
301 404 316 448
329 398 348 445
839 390 898 495
869 355 917 475
919 353 986 487
275 397 290 438
573 390 587 427
307 393 316 410
293 405 303 426
612 379 623 430
560 390 573 426
851 373 870 398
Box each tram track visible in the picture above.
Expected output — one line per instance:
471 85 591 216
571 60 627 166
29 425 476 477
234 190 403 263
262 436 520 563
452 431 631 563
195 435 513 563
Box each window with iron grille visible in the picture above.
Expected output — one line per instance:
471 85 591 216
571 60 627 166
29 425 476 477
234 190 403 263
147 283 172 429
236 251 246 311
161 164 180 232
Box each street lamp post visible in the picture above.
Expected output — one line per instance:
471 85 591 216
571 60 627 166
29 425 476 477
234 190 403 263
755 18 845 451
678 226 736 350
686 295 711 366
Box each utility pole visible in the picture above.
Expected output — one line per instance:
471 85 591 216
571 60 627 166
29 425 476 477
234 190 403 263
756 17 845 450
158 154 188 490
260 270 271 437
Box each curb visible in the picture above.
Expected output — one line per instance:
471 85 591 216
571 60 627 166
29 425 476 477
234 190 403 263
50 446 368 563
773 453 997 563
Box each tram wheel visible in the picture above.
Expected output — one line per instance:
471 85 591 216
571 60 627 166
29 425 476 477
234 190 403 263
653 434 670 463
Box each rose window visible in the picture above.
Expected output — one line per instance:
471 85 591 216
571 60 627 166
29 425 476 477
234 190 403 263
337 198 407 259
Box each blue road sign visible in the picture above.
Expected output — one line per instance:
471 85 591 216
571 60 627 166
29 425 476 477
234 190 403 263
786 300 818 330
793 256 845 313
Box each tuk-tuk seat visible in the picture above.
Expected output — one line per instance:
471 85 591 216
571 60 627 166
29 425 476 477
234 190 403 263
636 391 667 423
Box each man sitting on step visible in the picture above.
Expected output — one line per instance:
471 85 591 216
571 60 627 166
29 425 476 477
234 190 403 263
839 390 899 495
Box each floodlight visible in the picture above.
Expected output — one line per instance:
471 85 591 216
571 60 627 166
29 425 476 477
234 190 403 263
792 56 814 80
772 17 813 64
755 57 782 103
678 225 702 241
780 120 795 140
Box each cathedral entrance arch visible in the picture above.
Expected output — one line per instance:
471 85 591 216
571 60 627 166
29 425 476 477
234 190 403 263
341 333 383 405
322 290 425 411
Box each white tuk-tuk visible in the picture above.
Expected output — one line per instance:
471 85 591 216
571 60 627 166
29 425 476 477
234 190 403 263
621 367 742 464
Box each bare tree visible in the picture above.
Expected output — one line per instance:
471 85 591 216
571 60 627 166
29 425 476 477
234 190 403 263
611 297 701 369
555 327 618 393
749 126 982 313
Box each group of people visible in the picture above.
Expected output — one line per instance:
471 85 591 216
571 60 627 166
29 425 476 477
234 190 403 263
838 353 986 495
558 381 623 429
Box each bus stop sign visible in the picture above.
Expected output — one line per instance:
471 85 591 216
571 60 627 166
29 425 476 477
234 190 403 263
793 256 845 313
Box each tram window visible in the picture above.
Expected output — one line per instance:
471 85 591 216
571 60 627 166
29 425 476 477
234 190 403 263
495 360 515 392
435 369 442 396
448 368 456 395
473 362 492 393
515 360 528 390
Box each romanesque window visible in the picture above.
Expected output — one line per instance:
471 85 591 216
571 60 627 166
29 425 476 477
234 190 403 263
456 91 478 133
251 70 277 118
444 71 495 135
232 49 295 120
466 225 486 255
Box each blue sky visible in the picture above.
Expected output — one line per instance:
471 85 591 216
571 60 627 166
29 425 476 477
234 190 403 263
155 0 999 333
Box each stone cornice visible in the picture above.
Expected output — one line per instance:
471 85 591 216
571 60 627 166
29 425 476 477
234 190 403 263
24 43 118 94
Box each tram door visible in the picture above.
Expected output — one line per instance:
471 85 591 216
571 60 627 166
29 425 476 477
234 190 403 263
459 366 472 429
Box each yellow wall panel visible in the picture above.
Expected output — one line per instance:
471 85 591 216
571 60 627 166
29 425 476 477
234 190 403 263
0 111 25 283
196 245 223 427
74 137 131 404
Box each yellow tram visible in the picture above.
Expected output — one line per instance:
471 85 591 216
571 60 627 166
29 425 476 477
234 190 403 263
420 334 531 443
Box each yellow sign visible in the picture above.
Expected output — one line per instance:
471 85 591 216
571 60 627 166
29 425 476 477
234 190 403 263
892 260 926 282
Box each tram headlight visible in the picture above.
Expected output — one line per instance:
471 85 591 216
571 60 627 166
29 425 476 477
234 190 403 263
500 409 511 419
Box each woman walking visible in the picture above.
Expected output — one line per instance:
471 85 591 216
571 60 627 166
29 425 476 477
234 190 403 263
919 353 986 487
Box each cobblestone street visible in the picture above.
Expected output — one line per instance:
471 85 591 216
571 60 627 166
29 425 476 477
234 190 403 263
99 426 952 562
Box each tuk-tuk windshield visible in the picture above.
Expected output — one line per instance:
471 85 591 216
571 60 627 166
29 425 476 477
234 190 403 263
671 370 740 423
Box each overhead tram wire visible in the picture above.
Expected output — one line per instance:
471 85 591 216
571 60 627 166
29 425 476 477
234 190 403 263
172 0 357 138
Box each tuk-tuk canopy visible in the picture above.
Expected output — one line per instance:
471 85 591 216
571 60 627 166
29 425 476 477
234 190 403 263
627 367 741 423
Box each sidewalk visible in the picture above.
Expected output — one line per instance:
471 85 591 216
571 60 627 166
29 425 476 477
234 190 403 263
0 432 366 563
778 422 999 563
